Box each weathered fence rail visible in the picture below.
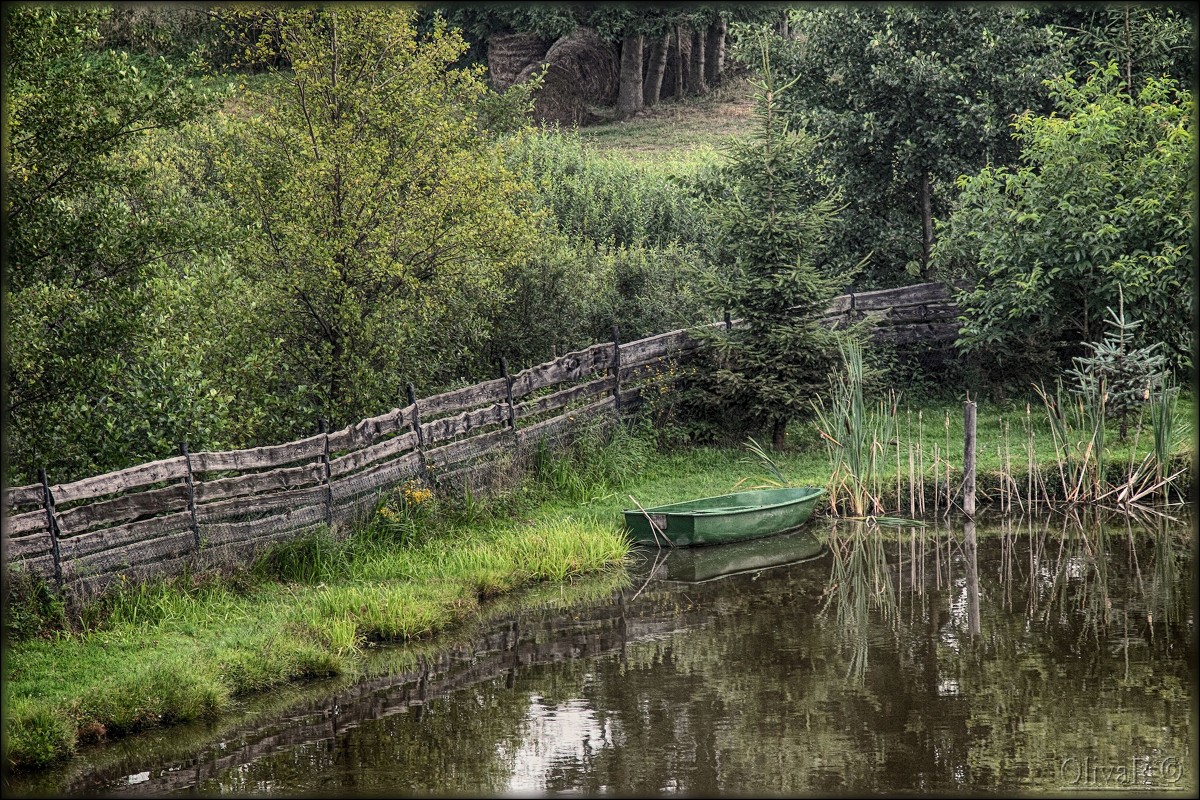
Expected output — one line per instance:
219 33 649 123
2 282 960 598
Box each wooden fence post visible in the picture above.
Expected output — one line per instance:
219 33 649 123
39 468 63 591
963 398 977 518
318 418 333 529
611 324 623 416
407 383 430 484
180 442 201 551
500 357 517 436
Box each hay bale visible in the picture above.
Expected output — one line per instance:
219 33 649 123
516 60 591 127
542 26 619 106
509 26 619 127
488 33 553 92
504 25 619 126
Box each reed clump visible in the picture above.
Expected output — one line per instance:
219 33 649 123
808 341 1190 518
812 340 898 517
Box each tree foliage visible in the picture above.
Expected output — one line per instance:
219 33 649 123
761 5 1066 287
217 7 540 430
936 63 1195 389
4 4 222 482
696 33 860 449
1044 3 1196 94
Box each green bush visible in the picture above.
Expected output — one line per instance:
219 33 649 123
936 63 1195 387
507 128 712 249
3 570 67 643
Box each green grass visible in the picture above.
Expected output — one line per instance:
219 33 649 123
581 76 756 169
4 395 1193 772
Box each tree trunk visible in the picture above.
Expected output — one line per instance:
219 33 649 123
920 170 933 277
673 24 687 99
778 11 789 38
772 417 787 450
1123 6 1134 94
617 31 644 119
688 28 707 94
644 32 670 106
705 18 726 86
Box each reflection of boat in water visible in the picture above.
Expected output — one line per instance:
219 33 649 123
646 529 827 584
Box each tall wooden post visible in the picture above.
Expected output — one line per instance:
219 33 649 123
318 419 333 529
500 357 516 432
963 399 977 518
407 383 430 484
611 325 623 416
180 442 201 551
39 468 63 591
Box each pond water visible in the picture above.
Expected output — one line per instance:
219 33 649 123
7 508 1195 797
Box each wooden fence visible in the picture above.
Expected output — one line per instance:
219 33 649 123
2 282 960 599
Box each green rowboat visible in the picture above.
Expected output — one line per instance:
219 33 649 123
623 486 826 547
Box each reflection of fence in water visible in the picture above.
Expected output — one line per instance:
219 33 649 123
3 283 963 599
46 577 707 797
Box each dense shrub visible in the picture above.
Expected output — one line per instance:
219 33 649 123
936 64 1195 392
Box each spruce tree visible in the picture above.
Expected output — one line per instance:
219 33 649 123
1066 288 1166 441
698 33 860 449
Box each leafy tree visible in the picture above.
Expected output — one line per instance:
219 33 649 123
217 6 540 430
1043 3 1196 95
4 5 221 482
935 63 1195 389
762 5 1066 287
696 33 860 449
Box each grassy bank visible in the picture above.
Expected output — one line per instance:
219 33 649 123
4 396 1194 772
4 517 628 772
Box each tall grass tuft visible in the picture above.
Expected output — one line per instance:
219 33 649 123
1033 375 1187 508
740 436 789 487
535 417 654 504
1034 378 1106 504
253 527 344 584
1150 378 1186 488
812 340 898 516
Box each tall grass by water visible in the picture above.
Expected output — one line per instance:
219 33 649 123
806 341 1192 519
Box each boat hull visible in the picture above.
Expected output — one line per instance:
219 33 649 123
622 487 826 547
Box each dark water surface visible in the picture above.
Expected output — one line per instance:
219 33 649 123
7 510 1196 797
